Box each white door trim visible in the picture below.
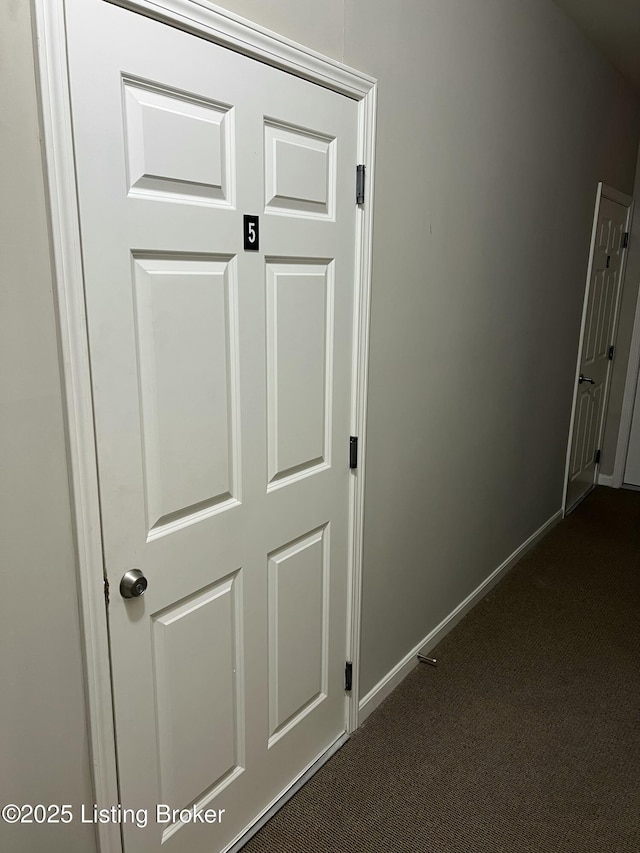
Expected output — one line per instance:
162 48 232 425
607 201 638 488
562 182 633 514
33 3 376 851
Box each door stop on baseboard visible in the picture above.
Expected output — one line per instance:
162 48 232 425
417 653 437 667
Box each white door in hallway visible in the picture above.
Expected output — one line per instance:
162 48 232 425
566 196 628 512
65 1 358 850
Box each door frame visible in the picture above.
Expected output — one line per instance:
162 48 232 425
562 182 633 514
33 3 376 851
604 202 638 488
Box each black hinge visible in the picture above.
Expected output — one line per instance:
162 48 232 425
594 449 601 465
608 344 615 360
349 436 358 469
606 255 611 268
623 232 629 249
356 164 365 204
104 578 110 605
345 661 353 692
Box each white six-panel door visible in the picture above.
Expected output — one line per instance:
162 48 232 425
566 196 628 512
65 1 358 850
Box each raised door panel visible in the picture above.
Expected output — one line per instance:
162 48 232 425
582 270 603 366
132 255 241 537
570 393 590 481
152 571 244 842
584 385 602 468
596 270 616 361
266 261 333 488
264 121 335 218
267 527 329 745
123 78 234 206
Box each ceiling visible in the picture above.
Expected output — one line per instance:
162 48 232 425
552 0 640 93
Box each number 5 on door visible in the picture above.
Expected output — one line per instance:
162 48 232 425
244 214 259 251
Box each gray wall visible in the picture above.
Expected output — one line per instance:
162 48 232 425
343 0 640 696
0 3 96 852
2 0 639 841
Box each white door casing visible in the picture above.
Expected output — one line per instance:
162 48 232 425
564 186 631 513
611 204 638 489
623 367 640 486
34 2 376 852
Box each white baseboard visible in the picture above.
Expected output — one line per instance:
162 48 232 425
597 473 616 487
358 508 563 723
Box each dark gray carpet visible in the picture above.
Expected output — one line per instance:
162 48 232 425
244 487 640 852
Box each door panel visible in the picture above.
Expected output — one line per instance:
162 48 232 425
132 255 240 532
123 78 234 205
264 121 335 217
566 196 627 512
266 261 333 484
152 573 243 813
267 526 329 743
65 1 357 850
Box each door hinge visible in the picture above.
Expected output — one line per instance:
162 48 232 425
356 164 365 204
594 448 601 465
606 255 611 269
349 436 358 469
345 661 353 692
608 344 615 360
104 578 110 605
623 232 629 249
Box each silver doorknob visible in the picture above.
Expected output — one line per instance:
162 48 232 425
579 374 595 385
120 569 148 599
